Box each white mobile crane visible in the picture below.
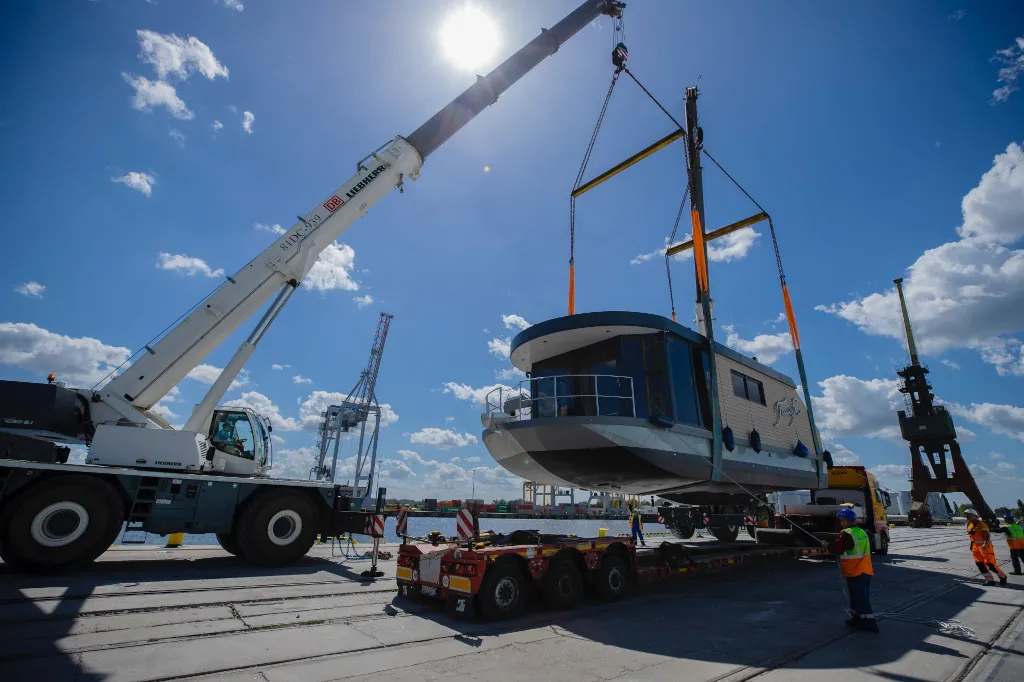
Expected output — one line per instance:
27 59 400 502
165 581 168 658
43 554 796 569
0 0 628 573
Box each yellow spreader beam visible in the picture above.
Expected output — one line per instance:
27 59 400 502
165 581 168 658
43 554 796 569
665 211 769 257
571 128 685 198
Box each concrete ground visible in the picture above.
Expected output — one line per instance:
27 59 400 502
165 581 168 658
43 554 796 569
1 527 1022 681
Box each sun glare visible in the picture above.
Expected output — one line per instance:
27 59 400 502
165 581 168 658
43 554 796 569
440 6 499 70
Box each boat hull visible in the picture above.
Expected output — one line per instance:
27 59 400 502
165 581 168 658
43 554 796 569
483 416 819 503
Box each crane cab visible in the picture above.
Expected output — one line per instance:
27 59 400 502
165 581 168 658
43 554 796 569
207 407 273 476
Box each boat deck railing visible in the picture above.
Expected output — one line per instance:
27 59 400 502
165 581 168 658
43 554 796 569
485 374 636 422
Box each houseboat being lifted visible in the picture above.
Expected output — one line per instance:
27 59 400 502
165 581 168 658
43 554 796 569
481 311 824 509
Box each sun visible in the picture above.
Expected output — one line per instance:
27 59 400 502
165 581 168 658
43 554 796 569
440 6 499 71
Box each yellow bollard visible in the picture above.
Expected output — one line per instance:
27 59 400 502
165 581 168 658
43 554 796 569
166 532 185 548
598 528 609 537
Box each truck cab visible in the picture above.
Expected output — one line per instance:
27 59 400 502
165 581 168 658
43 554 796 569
208 407 272 476
776 466 891 554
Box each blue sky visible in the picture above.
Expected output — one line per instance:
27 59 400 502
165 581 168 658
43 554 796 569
1 1 1023 505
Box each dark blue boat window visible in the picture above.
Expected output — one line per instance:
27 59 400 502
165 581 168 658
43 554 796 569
691 346 712 428
617 336 649 419
668 336 700 426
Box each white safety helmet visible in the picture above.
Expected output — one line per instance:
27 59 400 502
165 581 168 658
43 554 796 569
963 508 978 517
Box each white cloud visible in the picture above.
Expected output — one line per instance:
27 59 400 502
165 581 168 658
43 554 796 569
157 252 225 278
223 391 301 432
122 74 193 119
221 0 244 11
949 9 966 21
112 171 156 196
631 228 761 266
443 381 518 409
305 242 359 292
150 386 179 420
380 459 416 481
823 438 859 465
990 452 1005 459
940 359 961 370
0 322 130 387
811 375 904 440
721 325 792 365
871 464 911 483
212 120 223 133
818 143 1024 375
396 449 436 468
15 282 45 298
271 363 290 371
464 456 481 463
992 36 1024 103
186 364 250 390
353 295 374 308
409 427 478 449
296 390 399 432
949 402 1024 442
136 30 229 81
169 128 184 146
242 111 255 134
502 314 530 332
487 337 511 360
256 222 286 235
496 366 526 381
269 446 318 479
445 416 455 423
957 426 978 441
270 434 286 446
293 375 312 385
997 461 1017 472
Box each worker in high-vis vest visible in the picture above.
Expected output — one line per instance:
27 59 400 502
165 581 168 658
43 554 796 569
628 505 646 547
964 509 1008 586
1001 513 1024 576
829 507 879 633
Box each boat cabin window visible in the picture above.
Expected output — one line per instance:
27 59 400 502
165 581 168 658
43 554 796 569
731 370 765 406
526 331 711 428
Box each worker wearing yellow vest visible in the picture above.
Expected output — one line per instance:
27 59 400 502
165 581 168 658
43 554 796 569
628 504 646 547
829 507 879 633
964 509 1007 586
1001 513 1024 575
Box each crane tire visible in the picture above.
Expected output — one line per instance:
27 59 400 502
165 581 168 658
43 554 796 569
216 532 242 557
236 491 318 567
0 475 124 574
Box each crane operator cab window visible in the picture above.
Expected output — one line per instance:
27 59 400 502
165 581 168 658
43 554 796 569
210 410 256 461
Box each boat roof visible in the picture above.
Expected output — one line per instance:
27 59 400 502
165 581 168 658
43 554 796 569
510 311 796 387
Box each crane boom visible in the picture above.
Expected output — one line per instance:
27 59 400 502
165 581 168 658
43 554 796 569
103 0 626 424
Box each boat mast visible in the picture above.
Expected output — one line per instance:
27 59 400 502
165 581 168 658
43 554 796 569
684 86 724 483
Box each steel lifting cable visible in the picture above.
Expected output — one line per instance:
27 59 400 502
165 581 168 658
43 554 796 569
568 69 621 316
664 186 689 323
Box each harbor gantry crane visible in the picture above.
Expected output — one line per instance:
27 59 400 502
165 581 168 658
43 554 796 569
314 313 393 508
893 277 994 527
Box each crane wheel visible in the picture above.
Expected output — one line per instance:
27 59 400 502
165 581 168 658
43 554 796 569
478 558 527 620
236 491 318 567
543 559 584 610
216 532 242 557
668 522 695 540
594 555 629 602
0 475 124 574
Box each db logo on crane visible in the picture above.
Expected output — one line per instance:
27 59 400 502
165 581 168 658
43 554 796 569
323 195 344 213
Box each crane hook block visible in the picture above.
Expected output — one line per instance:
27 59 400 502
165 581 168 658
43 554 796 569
612 42 628 69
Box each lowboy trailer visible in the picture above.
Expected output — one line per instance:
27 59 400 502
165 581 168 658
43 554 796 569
396 526 827 620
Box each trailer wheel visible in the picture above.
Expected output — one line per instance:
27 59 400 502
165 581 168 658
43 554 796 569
215 532 242 557
0 475 124 574
669 523 695 540
543 559 584 610
874 532 889 556
236 491 318 567
594 555 628 602
478 558 526 620
710 523 740 543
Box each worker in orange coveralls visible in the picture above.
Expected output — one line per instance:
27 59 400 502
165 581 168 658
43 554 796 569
964 509 1008 586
